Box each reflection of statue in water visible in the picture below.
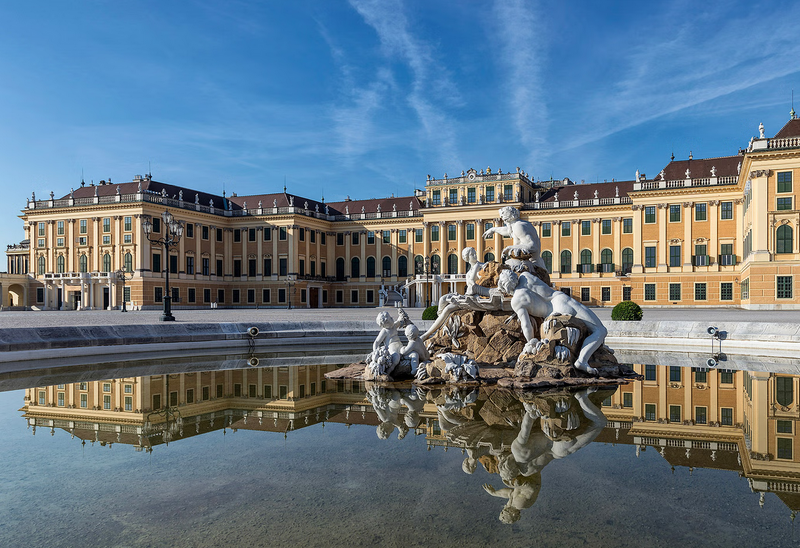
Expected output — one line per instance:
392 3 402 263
498 270 607 374
365 385 425 440
482 206 545 270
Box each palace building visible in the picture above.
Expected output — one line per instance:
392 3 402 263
4 113 800 310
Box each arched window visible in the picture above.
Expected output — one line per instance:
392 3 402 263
38 256 45 276
777 377 794 406
56 255 65 273
336 257 345 281
366 256 376 278
79 254 88 273
541 250 552 273
124 252 133 273
580 249 593 273
601 249 614 272
102 253 111 273
447 254 458 274
430 254 440 275
622 248 634 271
398 256 408 278
560 250 572 274
382 256 392 277
351 257 360 278
484 252 495 262
414 255 424 275
777 225 793 254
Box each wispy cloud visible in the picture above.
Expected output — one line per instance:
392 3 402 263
344 0 462 168
558 2 800 154
492 0 548 167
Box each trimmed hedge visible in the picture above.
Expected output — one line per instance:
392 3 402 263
611 301 643 321
422 305 439 320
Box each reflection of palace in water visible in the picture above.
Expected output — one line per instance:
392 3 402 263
21 364 800 514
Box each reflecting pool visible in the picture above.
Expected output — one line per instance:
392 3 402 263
2 361 800 547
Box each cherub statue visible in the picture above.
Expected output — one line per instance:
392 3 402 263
482 206 545 269
462 246 489 297
366 309 409 377
400 324 430 375
498 270 607 374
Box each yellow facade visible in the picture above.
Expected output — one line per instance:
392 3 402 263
6 116 800 310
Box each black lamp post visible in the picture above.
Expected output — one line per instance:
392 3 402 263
142 210 184 322
116 269 129 312
286 274 296 310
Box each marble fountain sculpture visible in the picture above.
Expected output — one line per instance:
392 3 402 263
327 206 638 390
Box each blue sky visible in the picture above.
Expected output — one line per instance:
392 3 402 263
2 0 800 263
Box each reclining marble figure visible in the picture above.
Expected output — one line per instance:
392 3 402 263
497 270 607 375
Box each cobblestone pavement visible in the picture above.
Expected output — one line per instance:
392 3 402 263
0 305 798 328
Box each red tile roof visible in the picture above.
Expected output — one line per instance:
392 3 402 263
657 155 740 181
773 118 800 139
536 179 635 202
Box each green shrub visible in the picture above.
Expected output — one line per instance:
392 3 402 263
611 301 643 321
422 305 439 320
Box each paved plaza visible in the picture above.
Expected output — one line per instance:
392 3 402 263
0 305 799 328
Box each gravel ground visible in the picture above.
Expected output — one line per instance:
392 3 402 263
0 305 798 328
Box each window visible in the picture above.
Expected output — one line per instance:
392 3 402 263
720 369 734 384
645 404 656 421
623 286 632 301
777 197 793 210
719 243 735 265
486 186 494 202
79 254 88 273
669 366 682 383
644 206 656 223
777 377 794 406
399 230 407 243
431 225 439 241
778 438 793 460
104 395 111 410
432 190 441 205
695 407 707 425
600 249 613 271
623 218 633 233
351 257 360 278
601 287 611 302
415 229 423 243
778 171 793 193
366 257 376 278
621 248 633 271
80 393 88 408
217 289 225 303
581 220 591 236
689 247 709 273
398 256 408 277
777 225 793 253
337 232 344 246
262 288 271 303
204 288 211 303
579 250 593 273
623 392 632 407
80 219 88 234
467 187 475 203
202 226 209 240
57 392 64 406
695 283 706 301
448 225 456 241
263 258 271 277
503 185 513 201
298 259 305 277
484 252 495 262
247 289 255 303
561 222 571 237
279 226 287 241
310 230 316 243
669 204 681 222
695 203 707 221
249 258 256 277
720 282 733 301
449 188 458 204
102 235 110 245
581 287 590 302
367 231 375 245
669 405 681 423
466 223 475 240
188 288 196 303
186 256 195 275
382 230 390 244
279 258 288 276
430 254 440 274
335 290 343 304
56 256 65 273
669 283 681 301
645 246 656 268
57 220 64 235
366 290 373 303
778 420 793 434
37 256 45 276
298 228 305 242
560 250 572 274
778 276 793 299
382 256 392 277
103 218 111 232
484 223 493 237
694 367 708 383
123 234 132 244
38 238 45 248
216 228 223 242
351 290 358 303
720 407 733 426
201 258 209 276
233 229 241 243
721 201 733 220
645 364 656 381
541 223 551 237
541 251 552 273
669 245 681 267
169 255 177 275
602 219 611 235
